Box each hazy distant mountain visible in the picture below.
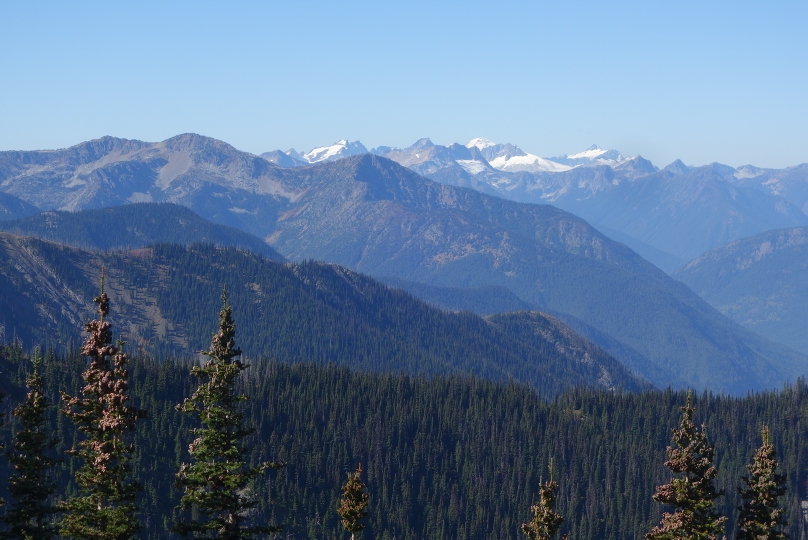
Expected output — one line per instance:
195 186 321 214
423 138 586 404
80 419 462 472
465 138 571 173
731 163 808 215
0 192 40 220
0 203 284 261
0 234 644 395
2 134 807 392
611 156 658 179
547 166 808 265
663 159 691 175
263 140 372 167
386 149 806 270
548 144 628 167
347 138 774 270
376 138 492 177
302 139 368 163
260 149 307 168
675 227 808 355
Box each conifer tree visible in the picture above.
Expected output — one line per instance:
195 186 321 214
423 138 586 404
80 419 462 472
521 467 566 540
0 350 59 540
60 272 146 540
646 392 726 540
337 464 369 540
736 426 788 540
175 289 282 539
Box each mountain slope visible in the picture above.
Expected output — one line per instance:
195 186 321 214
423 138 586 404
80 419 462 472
2 135 806 392
0 203 284 261
675 227 808 355
0 192 40 220
257 155 808 392
0 234 644 395
732 163 808 214
410 161 808 267
359 141 807 270
7 134 804 272
549 167 808 263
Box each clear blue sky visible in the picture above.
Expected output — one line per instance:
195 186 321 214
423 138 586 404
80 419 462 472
1 1 806 168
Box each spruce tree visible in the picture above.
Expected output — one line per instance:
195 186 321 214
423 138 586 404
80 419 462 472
0 350 59 540
521 469 566 540
337 464 369 540
736 426 788 540
60 273 146 540
175 289 283 539
646 392 726 540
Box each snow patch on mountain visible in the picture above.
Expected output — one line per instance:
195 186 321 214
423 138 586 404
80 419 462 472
456 160 490 175
567 146 609 160
489 154 572 173
303 140 368 163
466 138 571 173
466 138 497 150
550 145 628 167
734 165 770 179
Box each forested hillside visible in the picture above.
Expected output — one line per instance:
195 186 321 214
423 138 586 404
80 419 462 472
0 347 805 540
0 203 284 261
675 226 808 355
0 235 643 395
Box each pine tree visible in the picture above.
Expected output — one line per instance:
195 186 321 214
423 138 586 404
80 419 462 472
646 392 726 540
736 426 788 540
521 467 566 540
337 464 369 540
60 272 146 540
0 350 59 540
175 289 283 539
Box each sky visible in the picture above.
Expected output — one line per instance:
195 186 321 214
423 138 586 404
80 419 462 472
1 1 807 168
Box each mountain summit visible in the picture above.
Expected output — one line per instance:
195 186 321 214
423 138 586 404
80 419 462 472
465 138 571 173
549 144 627 167
302 139 368 163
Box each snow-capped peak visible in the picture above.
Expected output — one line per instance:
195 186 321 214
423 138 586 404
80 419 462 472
567 145 608 160
466 138 497 150
465 138 572 173
489 153 572 173
303 140 368 163
549 145 627 167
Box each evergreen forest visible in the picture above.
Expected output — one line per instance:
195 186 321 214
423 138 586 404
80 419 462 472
0 341 805 539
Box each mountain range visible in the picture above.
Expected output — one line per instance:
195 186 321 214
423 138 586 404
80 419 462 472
259 137 808 273
0 135 806 393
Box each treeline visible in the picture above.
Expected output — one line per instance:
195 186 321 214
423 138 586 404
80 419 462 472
0 341 805 539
